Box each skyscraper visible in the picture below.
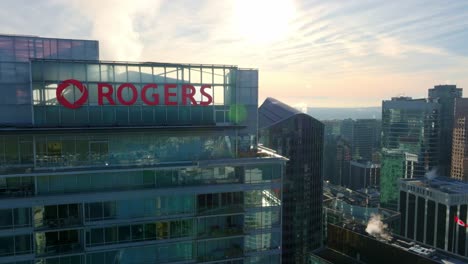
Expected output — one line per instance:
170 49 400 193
323 120 346 185
0 34 286 264
428 85 462 176
259 98 324 264
380 97 440 210
451 98 468 182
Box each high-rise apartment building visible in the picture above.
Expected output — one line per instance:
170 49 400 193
400 177 468 257
259 98 324 264
451 98 468 182
380 97 440 210
0 34 286 264
428 85 462 176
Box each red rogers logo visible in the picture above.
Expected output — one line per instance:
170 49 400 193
56 79 89 109
55 79 213 109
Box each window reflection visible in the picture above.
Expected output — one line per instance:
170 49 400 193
35 230 82 255
84 195 195 221
0 234 32 257
31 61 237 125
85 219 193 247
20 133 236 168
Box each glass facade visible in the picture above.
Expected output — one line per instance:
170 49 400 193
0 35 98 125
380 97 440 210
259 98 324 264
31 60 240 126
428 85 462 177
0 34 285 263
352 119 380 161
0 132 238 170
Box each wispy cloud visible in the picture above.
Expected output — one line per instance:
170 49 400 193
375 36 448 58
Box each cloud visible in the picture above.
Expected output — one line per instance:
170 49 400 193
376 36 448 58
69 0 162 61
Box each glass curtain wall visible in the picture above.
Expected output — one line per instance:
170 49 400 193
32 61 237 126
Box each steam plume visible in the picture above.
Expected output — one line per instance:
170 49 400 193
425 167 438 181
365 213 392 241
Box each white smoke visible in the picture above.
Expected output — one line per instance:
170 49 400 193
425 167 438 181
365 213 392 241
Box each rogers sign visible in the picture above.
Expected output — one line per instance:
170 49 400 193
56 79 213 109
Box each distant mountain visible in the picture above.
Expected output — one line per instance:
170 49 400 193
306 107 381 120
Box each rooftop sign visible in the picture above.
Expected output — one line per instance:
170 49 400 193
56 79 213 109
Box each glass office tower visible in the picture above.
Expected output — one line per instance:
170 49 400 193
428 85 462 177
259 98 324 264
380 97 440 210
0 34 285 264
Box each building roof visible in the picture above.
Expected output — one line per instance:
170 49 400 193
335 223 468 264
258 97 301 129
350 160 380 168
258 97 321 129
383 97 439 110
401 177 468 195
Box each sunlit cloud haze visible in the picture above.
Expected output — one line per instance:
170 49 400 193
1 0 467 107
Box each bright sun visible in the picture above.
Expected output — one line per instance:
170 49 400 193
233 0 296 44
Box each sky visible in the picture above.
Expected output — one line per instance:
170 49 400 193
1 0 467 107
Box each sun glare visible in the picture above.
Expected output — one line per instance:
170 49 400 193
233 0 296 44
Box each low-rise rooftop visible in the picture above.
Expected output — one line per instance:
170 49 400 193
401 177 468 195
337 222 468 264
